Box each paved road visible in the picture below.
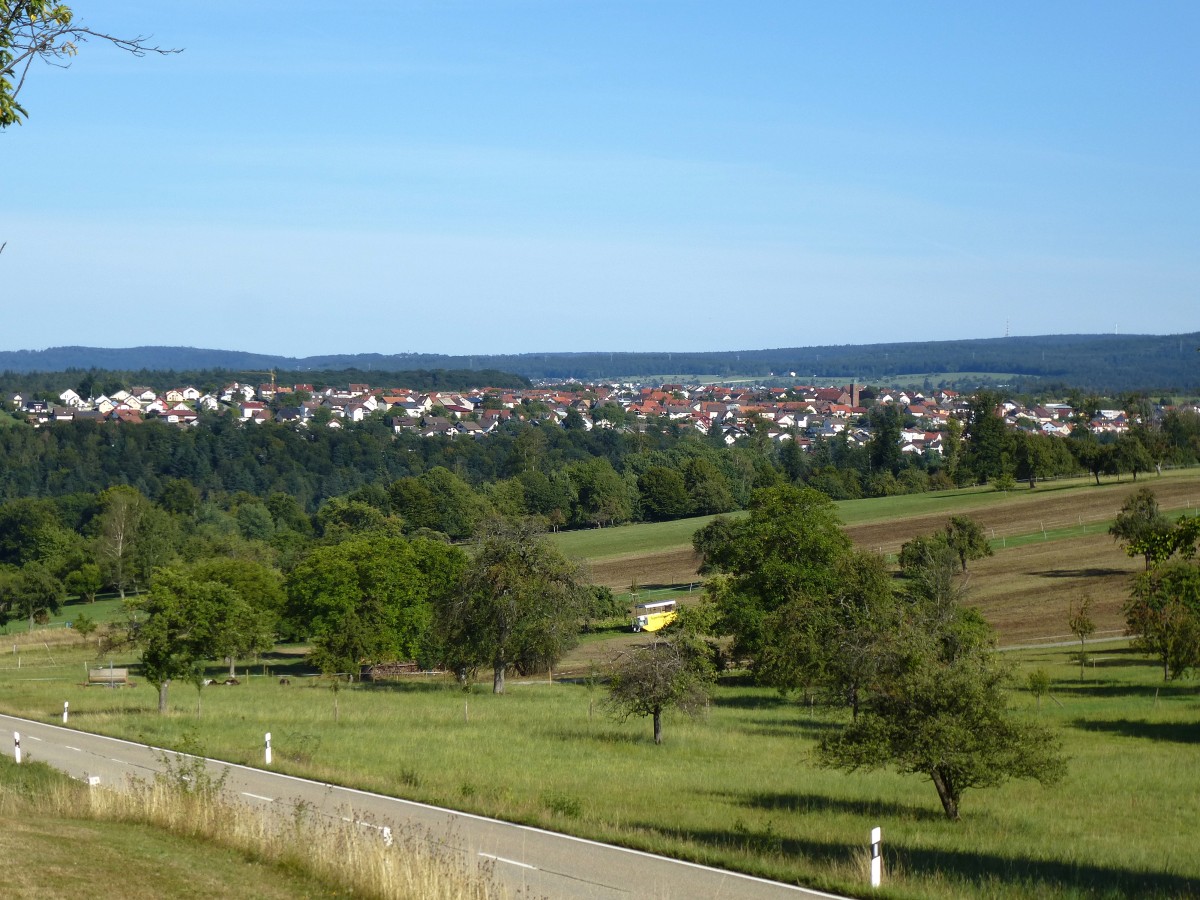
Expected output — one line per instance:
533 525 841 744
1 712 850 900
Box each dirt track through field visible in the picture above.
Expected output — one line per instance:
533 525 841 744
586 476 1200 647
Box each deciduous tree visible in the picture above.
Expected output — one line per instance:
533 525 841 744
434 518 589 694
286 532 462 676
943 516 993 573
1124 559 1200 680
818 586 1066 820
1109 487 1171 570
131 568 240 713
693 485 852 666
603 634 714 744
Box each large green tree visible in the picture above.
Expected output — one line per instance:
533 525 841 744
693 485 852 666
943 515 993 573
185 557 283 677
0 561 65 631
756 550 897 719
286 532 463 676
434 517 590 694
131 568 254 713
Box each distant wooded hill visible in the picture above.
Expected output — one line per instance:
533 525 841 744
1 333 1197 393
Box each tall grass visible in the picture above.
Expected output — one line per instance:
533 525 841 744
0 752 503 899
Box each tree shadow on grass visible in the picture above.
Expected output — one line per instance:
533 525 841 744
745 721 842 741
713 692 792 710
632 823 1198 897
1053 682 1197 700
1034 567 1130 578
359 678 459 695
1072 718 1200 743
707 788 944 822
553 726 647 746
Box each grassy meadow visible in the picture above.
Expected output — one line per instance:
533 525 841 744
1 628 1198 899
4 472 1200 897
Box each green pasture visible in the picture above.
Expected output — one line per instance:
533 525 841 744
553 469 1200 564
1 639 1197 898
552 513 734 560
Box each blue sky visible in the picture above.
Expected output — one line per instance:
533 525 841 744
2 1 1197 357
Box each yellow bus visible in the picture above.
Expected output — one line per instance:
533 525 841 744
631 599 678 633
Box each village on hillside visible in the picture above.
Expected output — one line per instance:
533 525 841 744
7 379 1183 457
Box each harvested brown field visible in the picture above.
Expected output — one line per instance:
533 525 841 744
584 474 1200 648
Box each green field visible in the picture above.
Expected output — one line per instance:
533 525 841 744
550 475 1102 562
1 634 1197 898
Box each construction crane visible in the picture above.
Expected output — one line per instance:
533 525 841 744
239 370 277 391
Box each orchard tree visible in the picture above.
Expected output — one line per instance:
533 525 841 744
2 1 178 128
604 633 714 744
1109 487 1171 570
944 516 993 573
1067 595 1096 679
186 557 283 677
0 562 65 631
131 568 244 713
434 517 590 694
772 550 896 719
1124 559 1200 680
818 581 1066 820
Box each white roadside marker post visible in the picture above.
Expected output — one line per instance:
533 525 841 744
13 732 21 764
63 701 69 724
265 732 272 766
870 826 882 888
381 826 393 848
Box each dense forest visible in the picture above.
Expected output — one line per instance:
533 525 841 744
0 367 529 399
2 333 1198 393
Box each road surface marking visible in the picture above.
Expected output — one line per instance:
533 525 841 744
66 746 82 752
479 852 537 871
241 792 275 802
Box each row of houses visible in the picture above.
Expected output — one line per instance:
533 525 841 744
7 380 1178 457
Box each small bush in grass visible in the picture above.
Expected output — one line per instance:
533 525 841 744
541 791 582 819
1027 668 1051 710
281 731 320 764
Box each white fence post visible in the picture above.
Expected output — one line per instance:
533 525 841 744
870 826 882 888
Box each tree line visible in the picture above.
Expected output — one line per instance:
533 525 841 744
3 332 1199 392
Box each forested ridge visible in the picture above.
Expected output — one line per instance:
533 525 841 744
0 366 529 399
3 332 1198 392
